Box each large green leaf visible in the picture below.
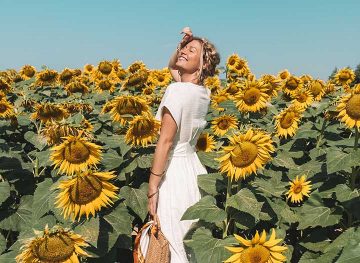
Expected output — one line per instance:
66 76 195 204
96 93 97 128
181 195 227 223
73 217 100 248
101 148 123 170
197 151 221 169
326 147 353 174
32 178 54 220
0 181 10 205
197 172 226 196
119 185 148 221
183 227 236 263
227 188 263 221
24 131 47 151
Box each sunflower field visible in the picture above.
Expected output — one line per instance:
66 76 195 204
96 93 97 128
0 56 359 263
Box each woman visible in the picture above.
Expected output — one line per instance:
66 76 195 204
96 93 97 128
147 27 220 263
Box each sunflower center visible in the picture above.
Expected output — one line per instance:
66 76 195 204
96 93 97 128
280 112 295 129
240 245 271 263
70 174 103 204
231 141 258 168
345 94 360 120
286 78 298 90
0 104 7 113
132 120 152 136
24 68 35 77
339 72 350 81
293 184 303 194
64 141 90 164
99 63 113 75
218 119 230 130
311 82 322 96
33 234 75 262
99 80 112 90
244 88 261 105
196 136 208 151
297 93 307 103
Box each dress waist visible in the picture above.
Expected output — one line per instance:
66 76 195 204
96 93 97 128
168 142 195 157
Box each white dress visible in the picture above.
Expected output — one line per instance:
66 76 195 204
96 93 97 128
154 82 211 263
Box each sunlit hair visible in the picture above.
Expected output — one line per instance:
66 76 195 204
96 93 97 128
179 36 221 85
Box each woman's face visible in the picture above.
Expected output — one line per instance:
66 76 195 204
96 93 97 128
175 39 203 74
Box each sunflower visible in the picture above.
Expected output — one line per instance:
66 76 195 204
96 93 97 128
35 69 59 87
19 65 36 80
274 104 303 138
281 75 303 97
234 79 270 113
97 60 113 75
64 78 90 95
0 78 12 93
109 95 150 125
111 59 122 71
226 54 241 70
211 114 238 136
333 67 355 86
277 69 290 80
195 132 216 152
259 74 282 98
336 84 360 129
125 112 161 147
50 131 102 176
101 100 115 114
16 225 90 263
308 79 326 101
211 88 232 112
285 175 312 203
215 128 275 181
324 81 336 94
299 74 313 85
150 69 172 87
83 64 94 74
121 68 149 90
224 228 288 263
127 61 147 74
204 75 222 94
0 99 15 119
95 78 116 93
62 102 93 114
31 102 69 123
55 170 119 221
291 88 314 110
225 81 242 97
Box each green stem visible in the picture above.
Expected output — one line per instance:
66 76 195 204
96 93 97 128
316 119 327 148
232 178 242 235
223 177 233 238
350 126 359 190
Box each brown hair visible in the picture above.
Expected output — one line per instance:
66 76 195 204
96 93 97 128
179 36 221 85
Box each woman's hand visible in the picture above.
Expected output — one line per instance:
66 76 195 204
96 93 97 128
178 26 193 50
147 188 160 226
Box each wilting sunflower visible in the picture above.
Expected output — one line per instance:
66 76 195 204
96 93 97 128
286 175 312 203
234 79 270 113
308 79 326 101
299 74 313 85
281 75 303 97
62 102 93 114
215 128 275 181
333 67 355 86
16 225 90 263
291 88 314 110
19 65 36 80
64 78 90 95
274 104 303 139
59 68 75 86
97 60 113 75
55 170 119 221
125 112 161 147
210 88 232 112
0 78 11 93
0 99 15 119
35 69 59 87
225 81 242 97
95 78 116 93
127 60 147 74
224 228 288 263
259 74 282 98
195 132 216 152
121 68 149 90
109 95 150 125
324 81 336 94
50 131 102 176
31 102 69 123
211 114 238 136
277 69 290 80
336 84 360 129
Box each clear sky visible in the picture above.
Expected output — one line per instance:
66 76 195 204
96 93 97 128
0 0 359 81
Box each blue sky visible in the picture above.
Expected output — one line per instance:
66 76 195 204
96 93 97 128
0 0 359 80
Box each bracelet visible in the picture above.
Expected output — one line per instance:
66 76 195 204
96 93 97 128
150 169 165 177
147 189 159 199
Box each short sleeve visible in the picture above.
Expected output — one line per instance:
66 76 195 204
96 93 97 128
155 85 183 130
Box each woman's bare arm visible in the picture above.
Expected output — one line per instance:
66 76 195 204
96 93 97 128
168 48 181 82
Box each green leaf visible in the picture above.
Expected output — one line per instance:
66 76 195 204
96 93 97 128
0 195 33 232
197 151 221 169
335 228 360 263
197 173 226 196
0 233 6 254
32 178 54 220
181 195 226 223
227 188 263 221
101 149 123 170
326 147 353 174
272 151 298 170
0 181 10 205
24 131 47 151
136 154 153 169
73 217 99 247
183 227 237 263
252 175 287 198
119 186 148 221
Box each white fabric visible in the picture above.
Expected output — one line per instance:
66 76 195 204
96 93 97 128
154 82 211 263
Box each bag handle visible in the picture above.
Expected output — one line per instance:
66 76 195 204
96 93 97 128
150 214 161 238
